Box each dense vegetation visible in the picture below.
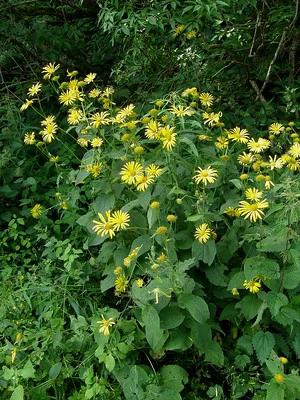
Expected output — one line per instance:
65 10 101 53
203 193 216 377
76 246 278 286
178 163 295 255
1 1 299 399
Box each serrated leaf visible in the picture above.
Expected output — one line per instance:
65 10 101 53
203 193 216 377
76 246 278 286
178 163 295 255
236 295 262 321
237 335 254 355
178 293 209 323
252 331 275 364
160 365 188 392
266 380 284 400
266 292 289 317
205 263 228 287
19 360 35 379
234 354 250 369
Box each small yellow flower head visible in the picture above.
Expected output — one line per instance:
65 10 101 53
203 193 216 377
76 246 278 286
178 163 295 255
173 24 185 37
148 287 172 304
186 30 197 39
15 333 23 342
126 121 137 130
245 188 263 202
145 164 163 177
115 273 128 294
199 92 214 108
141 117 151 124
279 357 288 364
255 174 266 182
24 132 36 145
156 226 168 235
193 166 218 186
97 314 115 336
42 62 60 79
220 155 230 161
194 223 212 244
114 266 123 275
274 374 284 384
67 70 79 77
240 173 248 180
136 278 144 288
149 108 159 117
265 176 275 190
134 146 144 154
231 288 239 296
161 115 169 123
27 82 42 97
223 207 238 217
190 101 197 108
288 121 295 127
121 133 131 142
20 99 34 111
11 348 17 364
268 123 284 135
155 100 164 107
120 161 143 185
84 73 97 84
150 201 160 209
31 204 43 218
167 214 177 223
91 137 103 148
157 253 167 262
59 202 68 210
243 279 261 293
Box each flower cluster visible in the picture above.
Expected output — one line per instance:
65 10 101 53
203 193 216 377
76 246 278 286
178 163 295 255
92 210 130 239
120 161 162 192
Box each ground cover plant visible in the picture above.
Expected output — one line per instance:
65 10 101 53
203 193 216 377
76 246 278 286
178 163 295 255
0 62 299 399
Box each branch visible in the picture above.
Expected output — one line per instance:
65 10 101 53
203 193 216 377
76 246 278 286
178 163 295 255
250 80 266 102
257 30 286 99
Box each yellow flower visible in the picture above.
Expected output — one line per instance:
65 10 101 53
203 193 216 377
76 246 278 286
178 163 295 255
193 166 218 185
149 108 159 117
42 62 60 79
89 88 102 98
173 24 185 36
20 99 34 111
67 70 78 77
156 226 168 235
11 348 17 364
115 273 129 294
136 279 144 288
145 120 162 139
247 138 270 153
59 201 68 210
84 73 97 84
167 214 177 222
134 146 144 154
238 199 269 222
97 314 115 336
49 156 59 162
59 89 77 106
148 287 172 304
31 204 43 218
86 162 103 178
255 174 265 182
67 108 83 125
280 357 288 364
90 111 110 128
203 111 222 127
114 266 123 275
198 134 213 141
145 164 163 177
265 176 275 190
160 126 177 151
120 161 143 185
215 136 229 149
286 156 300 171
77 138 89 147
199 92 214 107
24 132 36 145
243 279 261 293
268 123 284 135
92 210 115 239
268 155 284 170
223 207 239 217
228 127 249 143
245 188 263 202
135 174 154 192
111 210 130 231
289 143 300 158
231 288 239 296
240 173 248 180
157 253 167 262
41 121 58 143
27 83 42 97
150 201 160 209
91 137 103 147
141 116 151 124
182 87 198 98
274 374 284 384
169 105 195 116
186 30 197 39
237 152 254 166
41 115 56 126
194 223 212 243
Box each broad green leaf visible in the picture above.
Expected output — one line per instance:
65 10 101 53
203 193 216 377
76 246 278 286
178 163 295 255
10 385 24 400
236 295 263 321
265 352 282 375
160 306 185 329
284 375 300 395
244 256 279 281
192 240 216 266
266 292 289 317
234 354 250 369
237 335 254 355
121 25 130 35
165 327 192 351
148 16 157 25
49 362 62 379
205 263 228 287
147 207 158 228
266 380 284 400
91 194 115 214
105 354 115 372
227 271 245 290
19 360 35 379
179 136 199 156
178 293 209 323
283 264 300 289
204 340 224 366
160 365 188 392
274 306 300 326
142 305 164 352
252 331 275 364
257 235 287 252
190 322 212 352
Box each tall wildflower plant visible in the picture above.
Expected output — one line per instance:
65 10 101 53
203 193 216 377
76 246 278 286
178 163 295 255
3 65 299 398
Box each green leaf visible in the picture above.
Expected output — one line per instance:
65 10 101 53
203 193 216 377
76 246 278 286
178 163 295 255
204 340 224 366
205 263 228 287
257 235 287 252
142 305 164 352
191 322 212 352
19 360 35 379
91 194 115 214
244 256 279 280
284 375 300 395
192 240 216 266
252 331 275 364
160 306 185 329
227 271 245 290
234 354 250 369
121 25 130 35
237 335 253 355
266 380 284 400
266 292 289 317
178 293 209 323
165 326 192 351
283 264 300 289
236 295 263 321
159 365 188 392
274 306 300 326
10 385 24 400
105 354 115 372
49 362 62 379
179 137 199 156
148 16 157 25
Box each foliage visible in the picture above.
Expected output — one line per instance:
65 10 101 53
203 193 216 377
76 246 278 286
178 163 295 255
0 62 299 399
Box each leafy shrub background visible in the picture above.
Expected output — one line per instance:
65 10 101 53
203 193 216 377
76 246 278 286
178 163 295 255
0 1 300 399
